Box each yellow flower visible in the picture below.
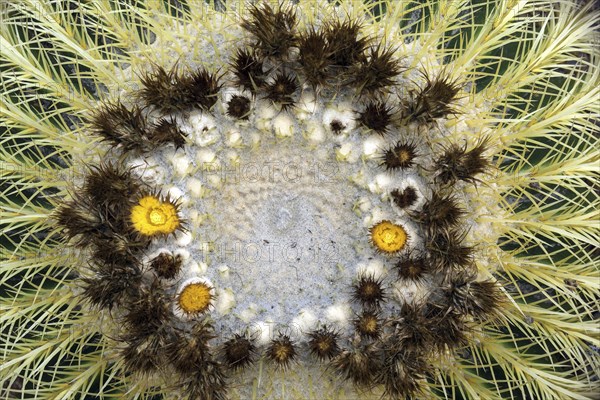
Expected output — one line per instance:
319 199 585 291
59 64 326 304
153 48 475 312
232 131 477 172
177 280 213 316
130 195 181 236
370 220 408 254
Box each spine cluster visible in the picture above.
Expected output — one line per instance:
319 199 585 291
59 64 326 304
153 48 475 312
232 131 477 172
53 2 506 399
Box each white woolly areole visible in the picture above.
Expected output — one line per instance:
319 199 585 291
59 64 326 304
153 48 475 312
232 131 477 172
170 152 192 177
322 104 356 135
272 113 295 137
186 177 204 198
325 303 352 327
175 230 193 247
363 135 385 158
251 320 276 345
214 287 236 316
291 309 318 339
356 259 387 280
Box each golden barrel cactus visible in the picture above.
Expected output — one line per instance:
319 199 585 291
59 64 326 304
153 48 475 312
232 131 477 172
1 1 598 399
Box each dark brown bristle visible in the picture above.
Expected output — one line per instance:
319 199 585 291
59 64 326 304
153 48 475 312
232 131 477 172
434 139 490 185
297 27 332 89
83 163 141 208
221 333 257 370
168 321 215 373
92 101 185 152
307 326 340 361
351 273 386 308
81 264 142 310
463 139 490 178
181 362 228 400
55 200 100 245
121 333 164 375
183 68 222 111
89 234 144 273
329 119 345 135
426 229 473 272
424 304 469 350
435 143 465 184
350 44 401 96
91 101 149 152
390 186 418 209
331 344 380 387
100 213 139 243
226 95 251 120
380 141 418 170
91 234 147 266
149 252 182 280
466 280 504 320
377 348 427 398
394 254 430 282
149 118 187 149
55 191 142 250
324 18 369 69
138 64 188 112
404 70 462 122
139 65 221 112
414 192 464 232
241 3 297 59
230 48 265 92
264 72 298 110
357 101 395 134
426 73 461 106
353 310 382 340
390 302 431 348
443 272 504 320
266 333 297 369
123 280 171 336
